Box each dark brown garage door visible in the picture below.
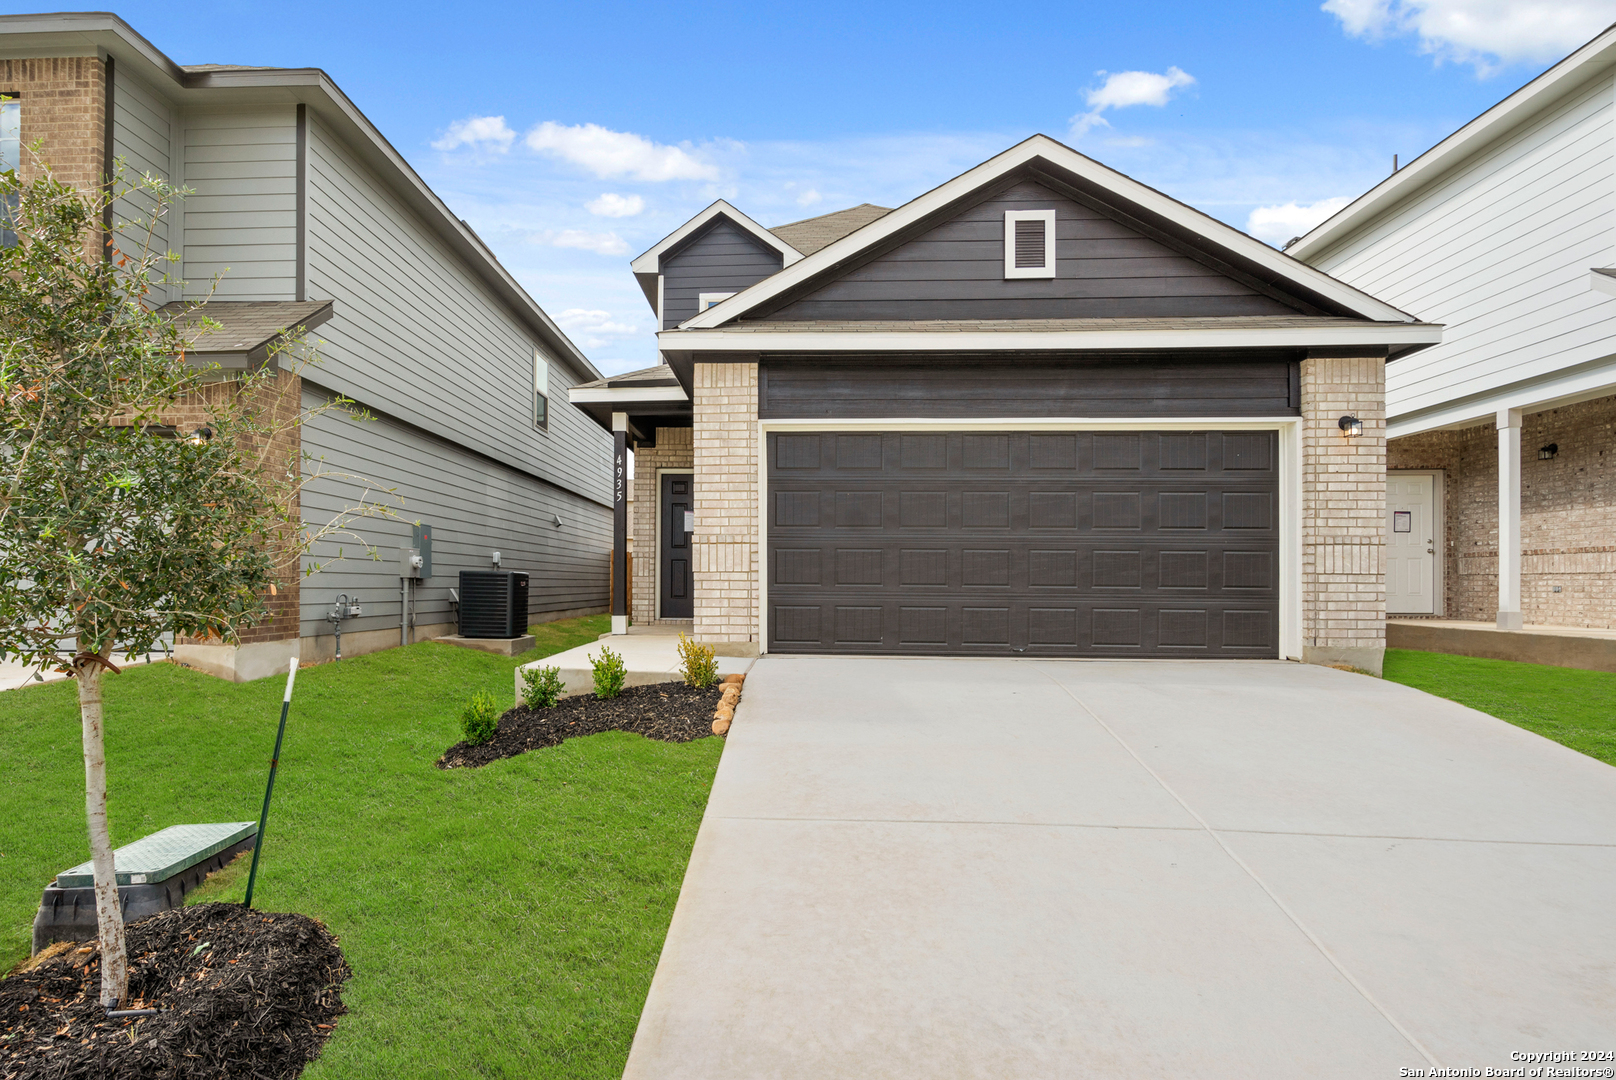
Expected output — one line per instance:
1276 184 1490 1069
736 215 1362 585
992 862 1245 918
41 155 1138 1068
766 430 1279 657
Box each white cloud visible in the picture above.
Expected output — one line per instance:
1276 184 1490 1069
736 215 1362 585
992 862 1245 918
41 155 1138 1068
1246 196 1354 246
524 122 720 182
554 309 642 351
535 229 631 256
585 193 645 218
1072 67 1196 137
795 188 823 207
1323 0 1616 72
432 115 516 153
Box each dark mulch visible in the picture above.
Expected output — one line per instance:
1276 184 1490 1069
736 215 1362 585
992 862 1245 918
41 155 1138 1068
1 903 349 1080
438 681 726 768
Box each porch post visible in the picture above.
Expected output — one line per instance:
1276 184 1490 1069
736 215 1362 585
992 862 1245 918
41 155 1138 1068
1496 408 1523 630
612 412 628 636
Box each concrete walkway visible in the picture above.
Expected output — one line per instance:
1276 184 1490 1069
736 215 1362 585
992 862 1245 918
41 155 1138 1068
513 624 753 704
624 658 1616 1078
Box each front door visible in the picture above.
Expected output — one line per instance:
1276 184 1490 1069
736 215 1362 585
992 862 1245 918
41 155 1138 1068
1387 473 1436 615
660 473 694 619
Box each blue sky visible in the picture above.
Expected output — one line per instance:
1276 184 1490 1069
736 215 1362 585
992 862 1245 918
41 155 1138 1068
40 0 1616 372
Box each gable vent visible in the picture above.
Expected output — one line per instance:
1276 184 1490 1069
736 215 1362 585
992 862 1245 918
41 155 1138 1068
1004 209 1056 279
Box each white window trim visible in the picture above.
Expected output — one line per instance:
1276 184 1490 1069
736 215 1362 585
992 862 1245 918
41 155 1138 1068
697 291 737 312
1004 209 1057 279
533 350 550 431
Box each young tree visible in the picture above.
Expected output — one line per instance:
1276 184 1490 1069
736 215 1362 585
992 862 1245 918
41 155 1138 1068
0 156 389 1007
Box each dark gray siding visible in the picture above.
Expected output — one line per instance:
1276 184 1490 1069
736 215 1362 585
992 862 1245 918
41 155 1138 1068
663 218 784 329
759 355 1300 419
765 180 1299 321
298 385 611 641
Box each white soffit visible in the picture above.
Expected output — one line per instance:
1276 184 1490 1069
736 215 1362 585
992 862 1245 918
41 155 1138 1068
681 134 1421 329
630 200 804 274
1291 22 1616 261
569 385 689 404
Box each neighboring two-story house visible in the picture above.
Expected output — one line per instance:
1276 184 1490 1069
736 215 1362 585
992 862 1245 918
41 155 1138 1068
572 136 1440 674
0 12 614 680
1293 24 1616 666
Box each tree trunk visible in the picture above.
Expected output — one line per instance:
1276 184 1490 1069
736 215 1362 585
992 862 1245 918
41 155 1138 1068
77 661 128 1008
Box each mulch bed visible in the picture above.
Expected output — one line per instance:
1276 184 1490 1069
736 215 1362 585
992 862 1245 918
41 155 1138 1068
438 682 726 769
1 903 349 1080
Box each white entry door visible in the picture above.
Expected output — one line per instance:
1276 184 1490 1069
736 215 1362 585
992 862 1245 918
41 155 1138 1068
1387 473 1436 614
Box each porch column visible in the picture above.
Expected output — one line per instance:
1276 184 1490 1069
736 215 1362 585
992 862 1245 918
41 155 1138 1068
1496 408 1523 630
612 412 628 636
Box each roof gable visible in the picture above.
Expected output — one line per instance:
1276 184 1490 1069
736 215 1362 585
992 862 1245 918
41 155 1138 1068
658 217 786 329
684 135 1419 330
765 178 1300 322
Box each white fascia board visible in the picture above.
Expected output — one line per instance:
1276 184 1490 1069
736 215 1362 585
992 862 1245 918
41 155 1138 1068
568 385 689 405
1291 23 1616 262
663 323 1443 354
630 200 804 274
685 134 1419 329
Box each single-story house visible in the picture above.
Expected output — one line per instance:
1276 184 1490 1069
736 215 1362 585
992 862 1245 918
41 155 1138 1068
0 12 615 680
1291 22 1616 652
571 135 1441 674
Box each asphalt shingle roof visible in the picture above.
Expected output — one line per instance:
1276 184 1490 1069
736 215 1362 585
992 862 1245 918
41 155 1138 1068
769 204 891 256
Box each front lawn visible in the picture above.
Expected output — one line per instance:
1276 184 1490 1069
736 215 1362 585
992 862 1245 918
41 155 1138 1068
0 615 723 1078
1382 648 1616 767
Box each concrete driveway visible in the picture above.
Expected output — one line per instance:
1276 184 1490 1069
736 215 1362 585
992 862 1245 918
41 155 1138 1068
623 658 1616 1079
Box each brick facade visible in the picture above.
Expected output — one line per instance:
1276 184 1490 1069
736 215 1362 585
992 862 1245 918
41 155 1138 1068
1389 392 1616 628
0 56 106 195
691 362 759 650
631 426 694 625
1300 354 1387 672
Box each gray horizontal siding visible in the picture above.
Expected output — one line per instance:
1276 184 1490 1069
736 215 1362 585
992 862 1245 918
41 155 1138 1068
662 218 784 329
767 180 1299 321
298 385 611 641
758 355 1299 418
181 108 297 300
305 112 611 506
110 65 177 303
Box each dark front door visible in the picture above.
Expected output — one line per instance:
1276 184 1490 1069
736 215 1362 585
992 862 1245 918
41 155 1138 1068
660 473 694 619
766 430 1279 657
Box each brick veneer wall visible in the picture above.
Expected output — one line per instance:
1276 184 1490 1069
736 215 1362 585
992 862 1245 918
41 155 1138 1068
631 426 694 625
1389 392 1616 628
691 362 759 649
1300 354 1387 672
170 369 304 646
0 57 106 196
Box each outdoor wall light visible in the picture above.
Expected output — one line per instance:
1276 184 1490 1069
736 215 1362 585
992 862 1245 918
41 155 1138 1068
1539 443 1559 460
185 425 214 446
1338 415 1364 438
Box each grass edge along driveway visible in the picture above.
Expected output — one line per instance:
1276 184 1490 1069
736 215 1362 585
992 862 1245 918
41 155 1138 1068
0 615 725 1079
1382 648 1616 767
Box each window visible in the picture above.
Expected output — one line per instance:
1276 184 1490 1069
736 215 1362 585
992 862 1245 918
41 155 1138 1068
533 350 549 431
1003 209 1056 279
1 94 18 249
697 291 736 311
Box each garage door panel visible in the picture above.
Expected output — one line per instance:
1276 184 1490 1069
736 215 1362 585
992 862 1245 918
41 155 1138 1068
767 431 1279 657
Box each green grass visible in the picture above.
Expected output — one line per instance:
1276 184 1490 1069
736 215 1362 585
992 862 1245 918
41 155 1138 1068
0 615 725 1078
1383 648 1616 766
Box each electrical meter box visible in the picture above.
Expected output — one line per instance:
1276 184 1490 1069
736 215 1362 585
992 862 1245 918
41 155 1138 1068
411 522 432 579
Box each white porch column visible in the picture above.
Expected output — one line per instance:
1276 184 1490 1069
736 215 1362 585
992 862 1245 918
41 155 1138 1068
1496 408 1523 630
611 411 629 636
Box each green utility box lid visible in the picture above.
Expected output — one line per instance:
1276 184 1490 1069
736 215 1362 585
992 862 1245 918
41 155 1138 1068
55 822 257 889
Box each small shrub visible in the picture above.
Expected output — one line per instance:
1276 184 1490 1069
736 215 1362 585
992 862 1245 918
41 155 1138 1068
521 664 565 709
677 633 718 689
592 646 626 699
461 690 500 746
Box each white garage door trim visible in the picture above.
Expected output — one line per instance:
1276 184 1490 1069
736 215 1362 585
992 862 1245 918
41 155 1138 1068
756 417 1303 660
